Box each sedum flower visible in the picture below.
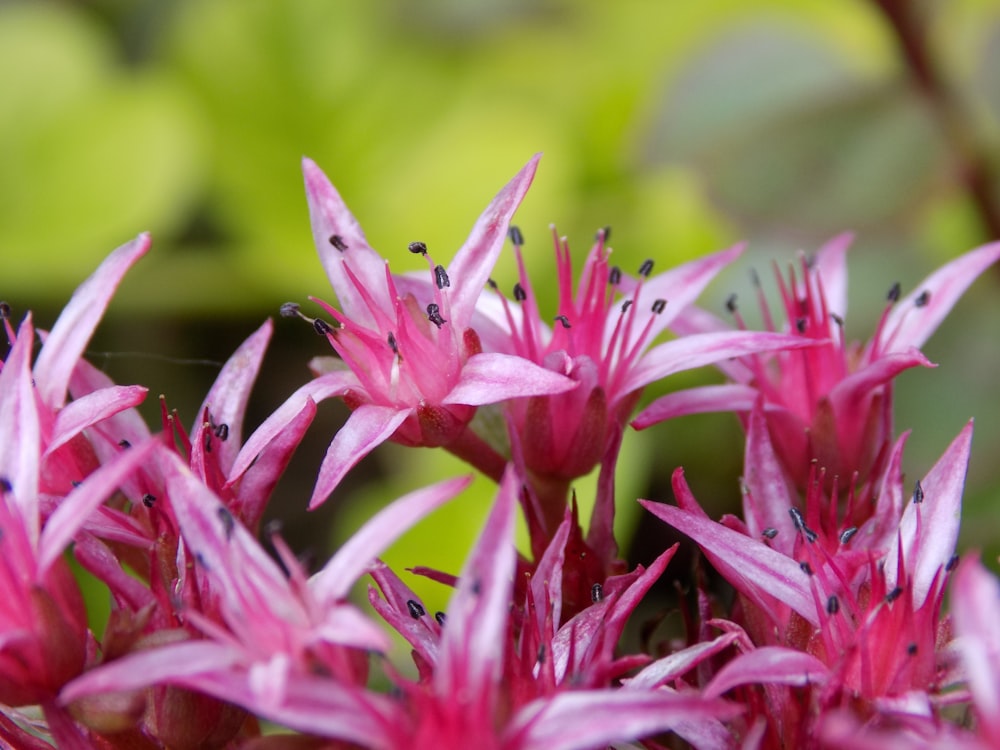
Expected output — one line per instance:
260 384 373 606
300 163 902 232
298 155 577 509
635 235 1000 489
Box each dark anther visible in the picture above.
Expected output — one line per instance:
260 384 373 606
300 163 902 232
427 303 447 328
471 579 482 595
435 611 447 626
886 586 903 603
487 278 498 289
750 268 761 287
329 234 348 252
887 282 902 303
0 302 10 318
508 226 524 246
142 493 156 508
387 332 399 355
830 313 844 327
313 319 333 336
651 299 667 314
788 507 805 530
204 431 213 453
839 527 858 545
915 290 931 308
609 266 622 285
800 561 813 575
118 439 132 449
826 595 840 615
762 527 778 539
434 265 450 289
71 481 82 487
408 241 428 255
280 302 301 318
406 599 425 619
946 554 960 572
912 479 924 504
591 583 604 603
907 643 918 656
600 225 611 242
217 507 235 540
638 259 654 277
264 519 283 538
554 315 571 329
537 644 546 664
194 552 210 571
0 477 11 493
621 299 633 313
725 294 738 313
795 318 807 333
215 423 229 441
513 283 527 302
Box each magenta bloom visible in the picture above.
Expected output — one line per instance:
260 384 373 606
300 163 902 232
300 156 576 508
635 235 1000 488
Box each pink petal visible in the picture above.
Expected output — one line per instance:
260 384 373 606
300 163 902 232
195 319 272 475
531 515 571 635
446 154 540 326
38 437 160 574
830 347 933 410
632 383 760 429
505 690 740 750
0 315 41 543
627 632 740 690
742 399 798 556
640 485 818 626
313 475 472 604
442 352 576 406
883 420 973 607
33 234 151 409
434 467 518 705
303 157 388 325
623 330 818 394
308 404 411 510
368 562 440 665
703 646 829 699
45 385 148 457
883 240 1000 353
813 232 853 321
952 556 1000 743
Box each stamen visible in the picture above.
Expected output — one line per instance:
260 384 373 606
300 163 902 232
621 299 633 313
0 477 11 493
408 241 428 255
600 225 611 241
508 226 524 246
762 527 779 539
328 234 348 252
800 561 813 575
427 303 447 328
795 318 807 333
749 268 761 287
0 302 10 318
513 283 527 302
487 278 498 289
946 554 959 572
725 294 738 313
788 507 818 543
885 586 903 603
387 332 399 355
651 299 667 314
906 643 918 656
435 611 447 626
887 282 902 303
591 583 604 603
142 493 156 508
554 315 571 329
839 527 858 545
609 266 622 285
433 265 451 290
826 595 840 615
214 423 229 441
313 318 334 335
537 644 546 664
406 599 426 619
915 290 931 307
638 259 654 277
912 479 924 504
217 507 235 540
119 440 132 449
830 312 844 327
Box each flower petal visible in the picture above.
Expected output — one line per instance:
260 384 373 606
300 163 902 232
952 555 1000 743
34 233 150 409
813 232 853 321
626 632 741 690
442 352 576 406
45 385 148 458
632 383 760 429
703 646 829 699
742 398 798 556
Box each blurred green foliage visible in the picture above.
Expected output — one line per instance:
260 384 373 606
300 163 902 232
4 0 1000 591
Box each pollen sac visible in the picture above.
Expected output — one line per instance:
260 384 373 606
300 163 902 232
608 266 622 285
513 283 527 302
947 554 960 572
638 259 654 277
0 301 11 318
591 583 604 603
217 507 235 540
408 241 428 255
915 289 931 307
426 303 447 328
214 423 229 441
839 527 858 545
508 225 524 246
886 586 903 603
434 264 450 289
279 302 301 318
621 299 633 313
887 281 902 302
142 493 157 508
826 595 840 615
651 299 667 315
119 439 132 449
328 234 348 252
906 643 918 656
762 527 779 539
912 479 924 504
435 611 447 626
406 599 426 619
554 314 571 329
800 561 813 575
313 318 334 336
0 476 11 493
387 332 399 355
725 294 738 313
599 225 611 241
830 312 844 327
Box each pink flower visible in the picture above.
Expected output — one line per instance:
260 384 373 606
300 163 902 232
635 235 1000 488
476 228 814 531
299 156 577 509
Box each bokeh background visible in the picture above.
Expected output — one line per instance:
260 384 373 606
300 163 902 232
4 0 1000 617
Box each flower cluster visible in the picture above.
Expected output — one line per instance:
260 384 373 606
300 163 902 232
1 155 998 749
